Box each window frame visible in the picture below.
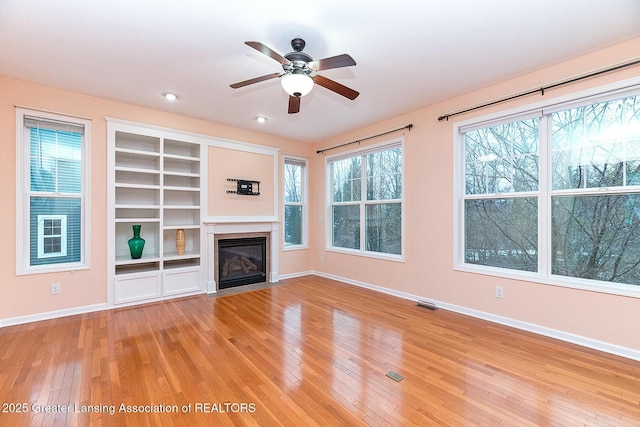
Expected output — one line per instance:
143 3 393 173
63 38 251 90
37 214 68 259
454 77 640 298
283 155 309 250
325 138 405 261
16 108 91 275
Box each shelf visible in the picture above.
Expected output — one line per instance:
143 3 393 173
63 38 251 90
115 263 160 278
164 139 200 158
115 204 161 210
163 250 200 260
115 187 160 205
163 224 200 230
116 183 160 190
115 218 160 223
110 123 203 305
163 258 201 270
164 170 200 178
116 165 160 174
115 253 161 265
115 131 160 153
164 153 200 162
164 185 199 192
162 205 201 210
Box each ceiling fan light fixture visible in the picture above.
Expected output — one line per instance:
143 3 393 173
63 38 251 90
281 72 314 97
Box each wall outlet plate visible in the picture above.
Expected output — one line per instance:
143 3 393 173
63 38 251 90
496 286 504 299
51 283 61 295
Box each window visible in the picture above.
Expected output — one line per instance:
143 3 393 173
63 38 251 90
283 157 308 248
327 141 403 258
16 109 90 274
457 86 640 294
37 215 67 258
464 117 540 272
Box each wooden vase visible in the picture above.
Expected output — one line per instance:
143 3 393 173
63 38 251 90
175 228 186 255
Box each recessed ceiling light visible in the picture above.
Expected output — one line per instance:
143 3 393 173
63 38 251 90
256 116 267 123
162 92 178 101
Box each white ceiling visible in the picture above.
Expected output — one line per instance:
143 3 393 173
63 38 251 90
1 1 639 142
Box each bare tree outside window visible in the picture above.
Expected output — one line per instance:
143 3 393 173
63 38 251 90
330 145 402 256
284 159 305 246
551 96 640 285
462 93 640 287
464 119 539 272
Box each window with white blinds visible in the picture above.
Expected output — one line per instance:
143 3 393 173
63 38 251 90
16 109 91 274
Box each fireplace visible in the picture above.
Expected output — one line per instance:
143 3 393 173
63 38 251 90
205 220 278 293
217 236 267 289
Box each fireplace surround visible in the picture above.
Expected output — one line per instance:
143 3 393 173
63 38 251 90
205 219 278 292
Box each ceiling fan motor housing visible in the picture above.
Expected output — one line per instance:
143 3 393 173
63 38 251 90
291 37 305 52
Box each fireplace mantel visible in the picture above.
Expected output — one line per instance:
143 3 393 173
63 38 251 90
204 217 279 293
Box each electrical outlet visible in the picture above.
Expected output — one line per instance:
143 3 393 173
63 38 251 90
320 256 325 263
496 286 504 299
51 283 61 295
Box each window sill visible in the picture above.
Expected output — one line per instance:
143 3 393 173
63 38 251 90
16 263 90 276
326 246 404 263
454 262 640 299
283 244 308 251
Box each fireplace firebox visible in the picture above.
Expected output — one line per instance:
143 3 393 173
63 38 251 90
217 237 266 289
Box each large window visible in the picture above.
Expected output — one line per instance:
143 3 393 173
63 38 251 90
283 157 308 248
16 109 90 274
457 86 640 294
327 141 403 258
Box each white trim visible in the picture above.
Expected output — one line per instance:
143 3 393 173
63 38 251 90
104 117 280 156
204 215 278 223
283 155 309 250
453 77 640 299
325 137 405 259
278 270 313 280
15 108 91 275
37 214 67 258
204 220 279 293
0 303 108 328
312 271 640 362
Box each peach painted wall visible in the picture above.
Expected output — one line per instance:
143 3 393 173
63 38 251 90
0 76 312 321
310 37 640 352
208 147 274 216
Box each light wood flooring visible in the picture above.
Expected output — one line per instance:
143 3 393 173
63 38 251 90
1 275 639 426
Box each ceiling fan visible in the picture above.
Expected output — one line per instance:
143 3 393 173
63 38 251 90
230 38 359 114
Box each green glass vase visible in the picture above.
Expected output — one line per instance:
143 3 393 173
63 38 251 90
128 224 145 259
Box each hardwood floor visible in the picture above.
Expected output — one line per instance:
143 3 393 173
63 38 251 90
1 275 639 426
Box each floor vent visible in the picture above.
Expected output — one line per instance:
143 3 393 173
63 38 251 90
417 299 437 310
386 371 404 382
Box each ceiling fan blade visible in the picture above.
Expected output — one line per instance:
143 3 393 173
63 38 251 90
245 41 289 65
230 72 282 89
313 75 360 100
309 54 356 71
288 96 301 114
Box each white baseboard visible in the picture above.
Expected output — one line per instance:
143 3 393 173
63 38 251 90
278 270 314 280
312 271 640 362
0 303 109 328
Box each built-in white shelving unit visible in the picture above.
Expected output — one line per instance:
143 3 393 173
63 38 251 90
107 120 206 305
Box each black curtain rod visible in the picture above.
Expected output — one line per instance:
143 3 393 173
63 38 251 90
437 58 640 122
317 124 413 154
